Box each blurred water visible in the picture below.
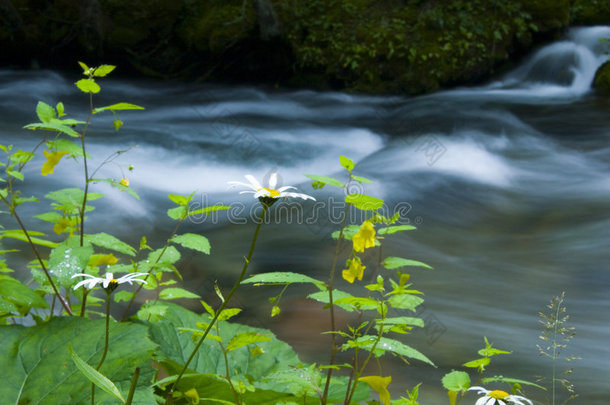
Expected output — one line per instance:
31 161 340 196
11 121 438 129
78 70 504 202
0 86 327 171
1 27 609 404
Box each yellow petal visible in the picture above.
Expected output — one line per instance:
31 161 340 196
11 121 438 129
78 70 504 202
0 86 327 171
358 375 392 405
352 221 376 252
90 253 119 266
41 150 68 176
119 177 129 187
342 258 365 283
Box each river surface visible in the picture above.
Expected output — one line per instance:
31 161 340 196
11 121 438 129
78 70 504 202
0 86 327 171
1 27 609 404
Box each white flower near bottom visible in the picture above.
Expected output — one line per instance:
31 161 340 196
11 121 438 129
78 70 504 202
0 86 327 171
468 387 533 405
71 272 148 290
228 172 315 201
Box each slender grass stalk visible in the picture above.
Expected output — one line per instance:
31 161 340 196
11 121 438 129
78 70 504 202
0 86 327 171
321 207 348 404
125 367 140 405
91 289 112 405
1 195 73 315
165 204 269 404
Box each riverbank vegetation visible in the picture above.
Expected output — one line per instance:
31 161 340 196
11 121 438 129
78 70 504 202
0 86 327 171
0 63 581 404
0 0 608 93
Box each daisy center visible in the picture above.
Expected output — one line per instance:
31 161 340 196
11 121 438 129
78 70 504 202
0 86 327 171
489 390 509 399
263 188 280 197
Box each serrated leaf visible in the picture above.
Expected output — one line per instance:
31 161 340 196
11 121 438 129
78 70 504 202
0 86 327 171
69 345 126 404
375 316 424 328
334 296 378 310
93 102 145 114
35 101 55 123
25 122 80 137
377 225 416 235
48 237 93 287
331 224 360 240
78 61 90 72
480 376 546 390
159 287 201 300
0 229 58 248
168 193 190 206
242 272 323 287
307 289 358 312
304 174 345 188
441 370 470 391
85 232 136 256
383 256 432 270
387 293 424 311
345 193 384 211
93 65 116 77
170 233 210 255
343 336 434 366
226 332 272 352
75 78 100 93
339 155 355 171
7 170 23 181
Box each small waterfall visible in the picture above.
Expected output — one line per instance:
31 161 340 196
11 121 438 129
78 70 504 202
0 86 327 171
491 26 610 96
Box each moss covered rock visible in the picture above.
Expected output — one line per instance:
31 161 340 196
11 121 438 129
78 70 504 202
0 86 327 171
592 61 610 96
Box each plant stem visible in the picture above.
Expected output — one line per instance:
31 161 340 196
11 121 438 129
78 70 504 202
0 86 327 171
125 367 140 405
121 218 185 321
1 195 73 315
165 204 268 403
321 206 348 404
92 290 112 405
79 93 94 247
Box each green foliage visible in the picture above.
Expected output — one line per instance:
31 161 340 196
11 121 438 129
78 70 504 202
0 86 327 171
0 317 156 404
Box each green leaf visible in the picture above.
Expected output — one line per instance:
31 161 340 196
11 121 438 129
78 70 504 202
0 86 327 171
339 155 355 171
48 237 93 287
93 102 145 114
307 288 358 312
167 206 187 220
0 229 58 248
85 232 136 256
480 376 546 390
463 357 491 369
46 139 90 158
387 293 424 311
78 61 90 73
226 332 272 352
304 174 345 188
170 233 210 255
345 194 384 211
352 175 372 184
378 225 416 235
375 316 424 328
0 317 156 404
25 122 80 137
45 187 104 214
168 193 190 206
141 303 303 401
93 64 116 77
159 287 200 300
441 370 470 391
343 336 435 366
75 78 101 93
242 271 324 287
7 170 23 181
35 101 55 123
383 256 432 270
56 102 65 117
334 296 378 310
69 344 126 404
0 275 48 314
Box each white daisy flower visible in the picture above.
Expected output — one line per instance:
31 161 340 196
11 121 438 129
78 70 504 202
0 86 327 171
468 386 533 405
228 172 315 201
72 272 148 291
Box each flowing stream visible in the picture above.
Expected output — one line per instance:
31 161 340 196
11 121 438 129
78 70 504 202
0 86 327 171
1 26 609 404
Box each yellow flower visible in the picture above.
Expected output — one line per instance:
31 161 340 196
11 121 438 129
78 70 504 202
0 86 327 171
352 221 376 252
342 257 365 283
119 177 129 187
358 375 392 405
41 150 68 176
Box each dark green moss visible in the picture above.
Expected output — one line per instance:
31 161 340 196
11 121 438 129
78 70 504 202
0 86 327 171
593 61 610 96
